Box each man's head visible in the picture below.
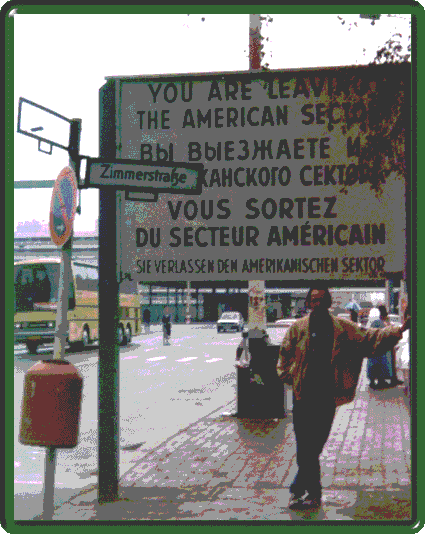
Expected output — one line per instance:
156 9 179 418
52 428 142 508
378 305 388 320
305 287 332 314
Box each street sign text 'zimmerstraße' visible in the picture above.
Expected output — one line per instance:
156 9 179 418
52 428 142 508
109 64 409 281
85 159 202 194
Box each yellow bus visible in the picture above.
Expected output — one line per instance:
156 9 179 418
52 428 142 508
14 258 141 354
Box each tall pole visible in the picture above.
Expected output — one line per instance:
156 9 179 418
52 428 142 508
52 120 81 361
404 79 411 411
249 14 262 70
98 80 120 503
44 119 81 520
186 281 191 323
248 14 267 334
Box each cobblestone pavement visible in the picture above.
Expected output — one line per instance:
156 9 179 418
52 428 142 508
46 362 412 522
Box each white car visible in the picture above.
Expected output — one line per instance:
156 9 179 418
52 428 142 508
274 318 297 327
217 312 244 333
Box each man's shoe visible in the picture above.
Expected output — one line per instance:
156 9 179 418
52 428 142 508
288 492 307 510
302 496 321 509
288 492 320 510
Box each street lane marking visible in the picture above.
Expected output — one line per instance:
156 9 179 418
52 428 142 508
205 358 223 363
175 357 198 362
14 481 43 484
146 356 167 362
211 343 237 348
122 355 139 360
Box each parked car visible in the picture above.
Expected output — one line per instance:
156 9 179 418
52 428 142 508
217 312 244 333
274 318 297 327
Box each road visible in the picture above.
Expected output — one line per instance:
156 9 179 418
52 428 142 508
14 323 289 519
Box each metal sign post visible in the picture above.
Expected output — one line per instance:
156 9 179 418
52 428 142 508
51 121 81 361
96 82 203 503
247 16 267 362
98 80 120 503
16 98 82 520
43 124 80 520
50 166 79 361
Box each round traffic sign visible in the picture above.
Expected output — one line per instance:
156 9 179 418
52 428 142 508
49 167 78 247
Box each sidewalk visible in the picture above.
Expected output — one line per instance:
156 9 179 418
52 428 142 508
50 362 412 521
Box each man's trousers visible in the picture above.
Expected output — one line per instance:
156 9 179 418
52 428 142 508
290 395 336 498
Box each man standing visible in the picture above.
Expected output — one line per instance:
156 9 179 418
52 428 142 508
277 286 410 510
162 308 172 346
367 305 403 389
143 308 151 334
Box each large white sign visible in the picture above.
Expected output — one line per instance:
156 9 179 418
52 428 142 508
114 65 409 281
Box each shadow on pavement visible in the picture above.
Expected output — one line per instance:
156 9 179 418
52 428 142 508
336 488 411 521
234 415 292 454
92 487 211 521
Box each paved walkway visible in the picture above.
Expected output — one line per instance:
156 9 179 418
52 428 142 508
49 362 412 521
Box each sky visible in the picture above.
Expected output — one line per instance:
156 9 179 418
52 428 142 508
13 12 412 234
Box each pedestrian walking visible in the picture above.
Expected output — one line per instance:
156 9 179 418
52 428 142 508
367 305 404 389
162 308 172 346
396 327 410 397
276 286 410 511
143 308 151 334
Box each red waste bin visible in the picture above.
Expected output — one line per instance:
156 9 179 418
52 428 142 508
19 359 83 448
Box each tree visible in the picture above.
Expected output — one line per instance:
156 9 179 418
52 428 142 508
332 14 411 195
329 64 409 195
258 14 410 195
337 14 411 64
184 14 410 195
374 31 411 64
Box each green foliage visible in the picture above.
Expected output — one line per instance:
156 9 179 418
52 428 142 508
373 33 411 64
327 65 409 195
336 14 411 64
333 15 411 194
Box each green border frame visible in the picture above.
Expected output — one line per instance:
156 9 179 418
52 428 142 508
6 4 423 532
